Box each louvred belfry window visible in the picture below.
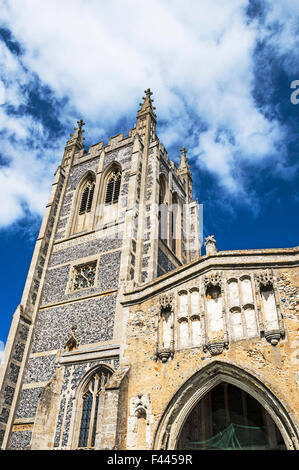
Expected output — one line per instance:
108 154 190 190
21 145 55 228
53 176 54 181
78 369 112 449
105 169 121 204
79 179 95 215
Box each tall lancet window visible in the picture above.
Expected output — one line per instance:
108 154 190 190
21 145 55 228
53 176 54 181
79 179 95 215
73 174 96 234
78 368 111 449
105 168 121 204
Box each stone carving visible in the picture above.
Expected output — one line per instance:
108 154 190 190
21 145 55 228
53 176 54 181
64 325 79 352
204 271 222 288
203 341 229 356
155 346 174 363
204 235 217 256
255 270 273 287
264 330 281 346
159 293 174 311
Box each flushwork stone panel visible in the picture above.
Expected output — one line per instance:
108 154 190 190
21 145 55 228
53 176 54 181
23 355 57 384
49 236 123 267
31 294 117 353
15 388 43 419
40 264 70 305
8 431 32 450
98 251 121 291
41 249 121 305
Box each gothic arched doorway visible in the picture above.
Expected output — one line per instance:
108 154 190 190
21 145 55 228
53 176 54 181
153 362 299 450
177 382 286 450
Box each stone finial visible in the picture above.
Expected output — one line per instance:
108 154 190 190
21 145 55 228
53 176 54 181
137 88 156 118
65 119 85 150
204 235 217 256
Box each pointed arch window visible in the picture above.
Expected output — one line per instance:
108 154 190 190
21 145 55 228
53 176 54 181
78 368 112 449
105 168 122 204
79 178 95 215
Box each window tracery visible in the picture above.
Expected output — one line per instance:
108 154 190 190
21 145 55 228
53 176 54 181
72 261 97 291
78 369 111 449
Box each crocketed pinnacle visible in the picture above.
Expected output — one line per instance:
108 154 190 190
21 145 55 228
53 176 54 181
137 88 157 120
65 119 85 150
178 147 190 171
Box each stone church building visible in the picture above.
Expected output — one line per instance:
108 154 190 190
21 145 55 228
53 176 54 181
0 90 298 450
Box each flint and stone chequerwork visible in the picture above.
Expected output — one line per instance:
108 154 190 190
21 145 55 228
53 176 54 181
0 91 298 450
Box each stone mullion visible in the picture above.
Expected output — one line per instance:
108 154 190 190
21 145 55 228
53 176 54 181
238 277 247 339
200 280 208 348
271 270 285 337
223 275 232 343
253 273 265 336
91 149 105 231
220 279 229 346
87 375 99 448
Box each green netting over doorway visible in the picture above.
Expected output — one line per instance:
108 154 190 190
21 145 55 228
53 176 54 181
185 423 268 450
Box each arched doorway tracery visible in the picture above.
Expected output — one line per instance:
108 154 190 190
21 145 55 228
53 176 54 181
153 361 299 450
177 382 286 450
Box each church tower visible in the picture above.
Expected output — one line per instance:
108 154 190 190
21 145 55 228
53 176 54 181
0 90 201 450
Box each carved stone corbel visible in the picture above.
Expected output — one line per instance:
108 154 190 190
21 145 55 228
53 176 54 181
264 330 281 346
203 341 229 356
155 345 175 363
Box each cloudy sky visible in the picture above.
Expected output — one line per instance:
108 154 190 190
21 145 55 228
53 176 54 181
0 0 298 353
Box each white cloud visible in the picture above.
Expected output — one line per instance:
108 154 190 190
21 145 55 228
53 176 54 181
0 0 297 227
0 80 5 105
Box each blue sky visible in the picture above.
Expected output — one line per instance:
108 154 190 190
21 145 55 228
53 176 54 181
0 0 298 358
